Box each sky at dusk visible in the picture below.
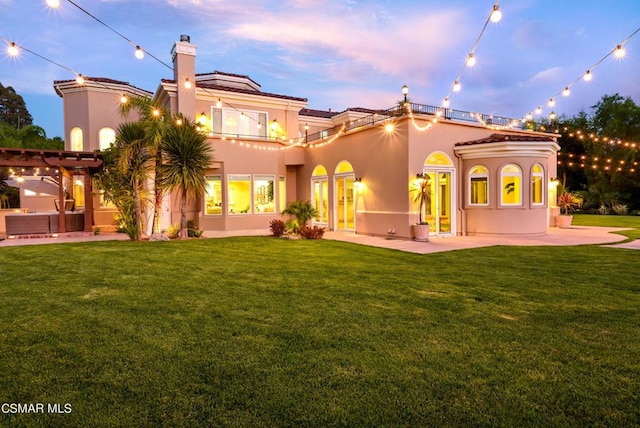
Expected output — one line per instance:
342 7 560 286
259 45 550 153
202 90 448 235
1 0 639 139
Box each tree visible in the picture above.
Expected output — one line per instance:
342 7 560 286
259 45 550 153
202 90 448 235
115 122 152 241
120 95 172 235
159 115 213 239
557 94 640 211
0 82 32 129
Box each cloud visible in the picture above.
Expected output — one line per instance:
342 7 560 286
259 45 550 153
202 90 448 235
519 66 564 88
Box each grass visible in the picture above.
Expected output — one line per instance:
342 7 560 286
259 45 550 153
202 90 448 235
0 234 639 427
572 213 640 241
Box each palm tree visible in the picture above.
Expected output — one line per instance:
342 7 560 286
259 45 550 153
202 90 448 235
120 95 171 235
115 122 152 241
159 115 214 239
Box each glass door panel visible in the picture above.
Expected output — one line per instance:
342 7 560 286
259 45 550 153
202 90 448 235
422 170 453 236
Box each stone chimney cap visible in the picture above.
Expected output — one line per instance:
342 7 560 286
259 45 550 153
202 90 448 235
180 35 190 43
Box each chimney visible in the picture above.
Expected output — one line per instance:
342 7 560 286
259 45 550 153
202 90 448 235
171 35 197 120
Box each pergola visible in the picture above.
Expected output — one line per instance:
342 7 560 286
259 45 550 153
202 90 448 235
0 147 103 233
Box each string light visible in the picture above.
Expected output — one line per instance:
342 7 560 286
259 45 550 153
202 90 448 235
184 78 192 89
547 98 555 108
46 0 60 7
406 104 438 132
466 53 476 67
134 45 144 60
437 1 503 112
7 42 19 56
535 106 542 115
490 4 502 23
120 95 128 104
520 26 639 127
75 74 85 85
216 99 223 108
442 97 450 108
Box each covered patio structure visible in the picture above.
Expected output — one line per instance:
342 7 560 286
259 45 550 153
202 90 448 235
0 147 103 235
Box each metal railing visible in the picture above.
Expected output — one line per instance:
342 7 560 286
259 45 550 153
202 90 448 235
306 103 550 143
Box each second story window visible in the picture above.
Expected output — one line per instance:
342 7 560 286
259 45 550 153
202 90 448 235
212 108 267 139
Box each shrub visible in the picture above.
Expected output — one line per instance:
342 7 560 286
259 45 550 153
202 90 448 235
187 220 204 238
282 200 318 229
612 203 628 216
269 219 286 237
166 224 180 239
598 203 610 215
299 225 325 239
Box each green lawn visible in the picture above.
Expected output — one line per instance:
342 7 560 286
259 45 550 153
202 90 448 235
573 213 640 241
1 234 639 426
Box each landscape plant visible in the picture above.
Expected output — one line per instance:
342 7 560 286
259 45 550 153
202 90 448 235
159 114 214 239
282 200 318 234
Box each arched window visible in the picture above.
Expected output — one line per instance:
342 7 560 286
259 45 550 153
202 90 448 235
501 164 522 206
531 164 544 205
334 160 354 174
99 127 116 150
311 165 328 224
70 127 83 151
469 165 489 205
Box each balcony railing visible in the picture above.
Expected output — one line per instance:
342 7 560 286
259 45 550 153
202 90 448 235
306 103 550 144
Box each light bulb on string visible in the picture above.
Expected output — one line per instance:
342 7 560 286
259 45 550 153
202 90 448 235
134 46 144 60
549 111 557 121
614 44 626 59
7 42 19 57
184 78 192 89
466 53 476 67
583 70 593 81
120 94 128 104
535 106 542 115
76 74 85 85
490 5 502 23
46 0 60 8
216 99 222 108
442 97 450 108
526 113 533 120
452 81 461 92
548 98 555 108
562 87 571 97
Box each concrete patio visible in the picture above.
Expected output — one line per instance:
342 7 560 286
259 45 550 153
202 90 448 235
1 226 638 252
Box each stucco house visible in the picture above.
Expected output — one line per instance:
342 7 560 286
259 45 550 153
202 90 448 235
51 35 560 240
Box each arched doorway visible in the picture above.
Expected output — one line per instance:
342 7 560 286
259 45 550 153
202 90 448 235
422 152 455 236
334 161 355 231
311 165 328 227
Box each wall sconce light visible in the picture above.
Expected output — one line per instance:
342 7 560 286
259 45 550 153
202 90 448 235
271 119 278 131
416 173 425 180
198 111 207 126
216 98 222 108
354 177 363 192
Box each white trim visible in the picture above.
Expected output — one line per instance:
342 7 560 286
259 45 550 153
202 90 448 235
454 141 560 159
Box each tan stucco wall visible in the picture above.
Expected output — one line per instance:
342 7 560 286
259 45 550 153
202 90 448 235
63 89 140 152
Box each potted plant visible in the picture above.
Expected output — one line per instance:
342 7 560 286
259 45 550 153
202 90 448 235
410 174 432 241
556 191 580 228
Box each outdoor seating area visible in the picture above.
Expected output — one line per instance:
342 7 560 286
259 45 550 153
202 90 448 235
4 211 84 236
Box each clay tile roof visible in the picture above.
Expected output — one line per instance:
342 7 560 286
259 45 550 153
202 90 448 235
299 108 338 118
195 70 262 88
456 133 556 147
343 107 379 114
53 77 152 95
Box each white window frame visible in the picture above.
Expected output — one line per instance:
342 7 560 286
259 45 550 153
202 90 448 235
531 164 545 206
500 164 523 206
468 165 489 206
